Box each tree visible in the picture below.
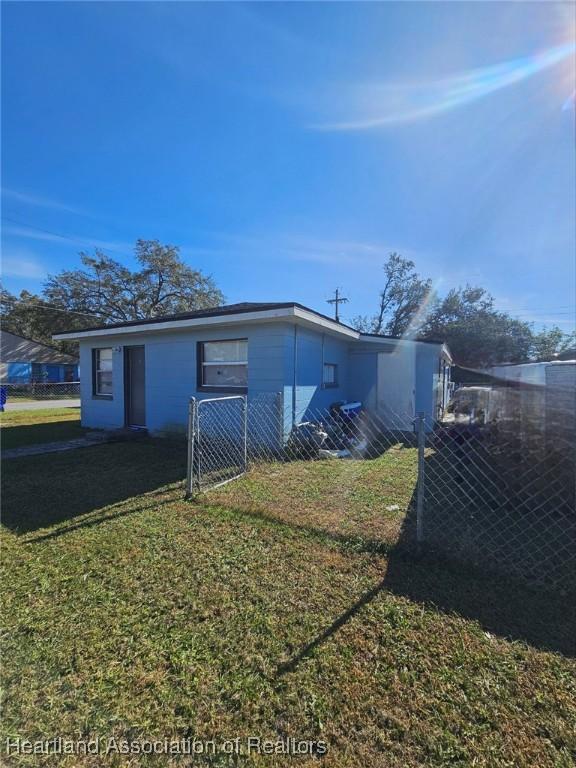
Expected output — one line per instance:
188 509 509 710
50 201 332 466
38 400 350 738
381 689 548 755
530 327 576 361
352 256 575 367
43 239 224 324
1 240 224 355
0 287 94 355
350 253 431 336
421 286 535 367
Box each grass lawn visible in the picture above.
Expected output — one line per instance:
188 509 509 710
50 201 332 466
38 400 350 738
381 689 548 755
1 408 87 450
1 440 575 767
205 444 419 550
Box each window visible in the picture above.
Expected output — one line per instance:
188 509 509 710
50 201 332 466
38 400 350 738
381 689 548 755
198 339 247 391
31 363 44 383
323 363 338 388
93 348 113 397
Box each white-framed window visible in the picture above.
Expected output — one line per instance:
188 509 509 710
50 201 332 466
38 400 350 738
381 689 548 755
93 347 113 397
323 362 338 388
198 339 248 390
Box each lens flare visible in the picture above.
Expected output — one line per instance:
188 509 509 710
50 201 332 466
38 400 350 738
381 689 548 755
314 42 576 131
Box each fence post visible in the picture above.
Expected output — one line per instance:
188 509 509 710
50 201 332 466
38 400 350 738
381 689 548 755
242 395 248 472
185 397 196 498
276 391 284 453
416 411 426 552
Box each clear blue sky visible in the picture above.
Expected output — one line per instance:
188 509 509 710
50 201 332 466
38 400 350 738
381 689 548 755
2 2 575 330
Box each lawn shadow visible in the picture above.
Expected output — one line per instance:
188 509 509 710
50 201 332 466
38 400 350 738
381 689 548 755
382 446 576 657
2 438 188 534
277 542 575 679
383 548 576 657
199 498 395 557
1 418 86 450
276 575 388 676
275 444 576 673
25 494 179 543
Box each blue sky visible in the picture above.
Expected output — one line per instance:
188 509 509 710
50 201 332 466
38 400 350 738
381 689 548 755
2 1 575 330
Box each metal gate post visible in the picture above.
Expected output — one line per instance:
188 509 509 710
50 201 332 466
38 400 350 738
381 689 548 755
416 411 426 552
185 397 197 498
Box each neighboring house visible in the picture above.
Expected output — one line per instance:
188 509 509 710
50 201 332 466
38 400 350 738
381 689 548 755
53 302 452 436
0 330 79 383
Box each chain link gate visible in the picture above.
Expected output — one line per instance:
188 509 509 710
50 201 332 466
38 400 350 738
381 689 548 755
184 392 575 591
186 395 248 496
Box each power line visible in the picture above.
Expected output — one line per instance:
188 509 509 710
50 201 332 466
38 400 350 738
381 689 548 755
1 297 101 319
495 308 574 315
505 312 574 317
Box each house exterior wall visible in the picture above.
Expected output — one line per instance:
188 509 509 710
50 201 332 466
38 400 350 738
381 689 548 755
76 320 447 438
2 362 30 383
348 340 444 429
79 322 290 434
79 343 126 429
0 361 79 383
348 347 379 411
415 345 438 421
284 326 349 423
377 345 417 429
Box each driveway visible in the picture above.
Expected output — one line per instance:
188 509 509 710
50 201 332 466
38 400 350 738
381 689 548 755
3 399 80 411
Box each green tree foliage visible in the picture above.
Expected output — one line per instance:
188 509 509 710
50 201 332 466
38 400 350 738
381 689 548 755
0 287 93 355
351 253 432 336
1 240 224 354
43 239 224 323
352 255 574 367
530 326 576 361
421 286 534 367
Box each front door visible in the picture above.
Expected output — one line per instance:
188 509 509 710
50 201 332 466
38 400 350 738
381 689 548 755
125 346 146 427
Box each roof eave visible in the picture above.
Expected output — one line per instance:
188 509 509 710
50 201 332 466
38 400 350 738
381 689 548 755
52 306 359 342
358 333 451 356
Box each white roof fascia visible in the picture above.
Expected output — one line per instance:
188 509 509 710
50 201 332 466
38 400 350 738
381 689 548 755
441 344 453 364
358 334 442 348
293 306 359 339
357 334 453 362
53 306 360 342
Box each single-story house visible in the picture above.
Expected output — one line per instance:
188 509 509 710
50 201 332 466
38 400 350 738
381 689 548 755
53 302 452 438
0 330 79 383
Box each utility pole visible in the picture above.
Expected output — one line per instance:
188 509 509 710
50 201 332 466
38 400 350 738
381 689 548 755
327 288 349 323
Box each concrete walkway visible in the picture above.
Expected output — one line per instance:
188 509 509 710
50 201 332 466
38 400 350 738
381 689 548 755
3 399 80 411
3 432 108 460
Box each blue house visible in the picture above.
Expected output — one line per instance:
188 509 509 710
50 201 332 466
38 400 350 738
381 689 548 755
0 330 79 383
54 302 451 437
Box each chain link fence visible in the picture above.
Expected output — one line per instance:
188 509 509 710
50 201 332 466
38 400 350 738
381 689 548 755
186 395 248 494
0 382 81 401
186 393 575 592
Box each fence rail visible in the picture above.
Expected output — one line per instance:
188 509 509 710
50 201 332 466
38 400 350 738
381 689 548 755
0 382 81 401
186 393 575 592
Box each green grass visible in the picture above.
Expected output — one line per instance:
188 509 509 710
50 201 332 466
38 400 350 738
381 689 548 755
206 444 418 549
1 408 87 450
1 441 575 767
